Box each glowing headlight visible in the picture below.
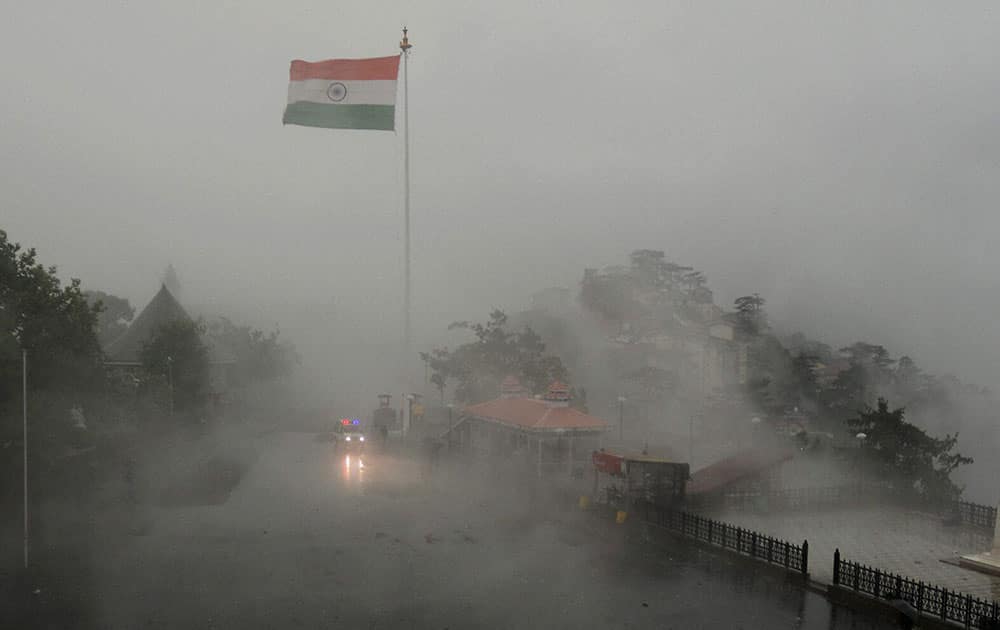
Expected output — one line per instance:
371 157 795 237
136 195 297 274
345 436 351 442
359 436 365 442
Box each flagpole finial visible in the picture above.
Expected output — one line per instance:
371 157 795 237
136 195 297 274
400 27 412 53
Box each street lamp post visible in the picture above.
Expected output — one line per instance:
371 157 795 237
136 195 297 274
446 403 454 452
617 396 626 441
405 394 422 437
856 432 868 495
689 413 698 466
404 394 412 437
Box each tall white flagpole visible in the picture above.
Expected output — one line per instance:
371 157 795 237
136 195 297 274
399 27 413 417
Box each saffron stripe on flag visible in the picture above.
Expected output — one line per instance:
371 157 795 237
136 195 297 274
290 56 400 81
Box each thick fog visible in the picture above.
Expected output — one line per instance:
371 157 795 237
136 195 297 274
8 4 1000 628
3 0 999 395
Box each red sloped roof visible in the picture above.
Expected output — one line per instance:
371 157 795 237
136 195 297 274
463 397 608 432
687 448 793 495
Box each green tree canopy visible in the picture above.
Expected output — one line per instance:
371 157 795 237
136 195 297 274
207 317 298 386
1 230 103 414
84 290 135 346
140 319 209 413
847 397 972 503
421 310 569 404
733 293 766 336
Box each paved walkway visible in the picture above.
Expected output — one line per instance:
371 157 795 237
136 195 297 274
715 505 1000 600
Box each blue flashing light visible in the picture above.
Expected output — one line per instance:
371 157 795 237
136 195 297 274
352 419 360 425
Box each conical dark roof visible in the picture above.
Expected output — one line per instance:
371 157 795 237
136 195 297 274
105 285 190 364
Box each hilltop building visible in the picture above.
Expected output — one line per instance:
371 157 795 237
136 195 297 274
580 256 749 404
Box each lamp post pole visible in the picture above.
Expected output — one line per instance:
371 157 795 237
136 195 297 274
856 432 868 495
617 396 626 441
689 413 696 465
446 403 454 452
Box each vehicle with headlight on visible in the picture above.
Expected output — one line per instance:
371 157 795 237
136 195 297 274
334 418 367 451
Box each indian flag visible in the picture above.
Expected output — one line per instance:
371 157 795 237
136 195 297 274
283 55 401 131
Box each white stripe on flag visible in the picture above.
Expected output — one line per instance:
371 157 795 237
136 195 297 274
287 79 397 107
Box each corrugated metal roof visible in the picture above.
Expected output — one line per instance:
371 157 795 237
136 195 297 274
687 448 793 495
463 397 607 432
594 449 681 465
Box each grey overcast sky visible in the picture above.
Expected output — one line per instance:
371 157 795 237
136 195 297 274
2 1 998 387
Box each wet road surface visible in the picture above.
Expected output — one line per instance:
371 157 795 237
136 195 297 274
10 431 894 629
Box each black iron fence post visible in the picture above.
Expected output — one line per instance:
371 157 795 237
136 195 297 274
833 548 840 585
643 509 811 580
825 553 1000 628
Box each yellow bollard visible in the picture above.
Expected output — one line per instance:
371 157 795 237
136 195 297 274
616 510 628 524
579 495 591 510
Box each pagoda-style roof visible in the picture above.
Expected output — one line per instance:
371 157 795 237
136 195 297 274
104 284 235 365
543 381 570 401
105 285 190 365
500 375 525 397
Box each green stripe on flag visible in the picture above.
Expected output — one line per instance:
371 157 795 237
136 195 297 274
282 102 395 131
